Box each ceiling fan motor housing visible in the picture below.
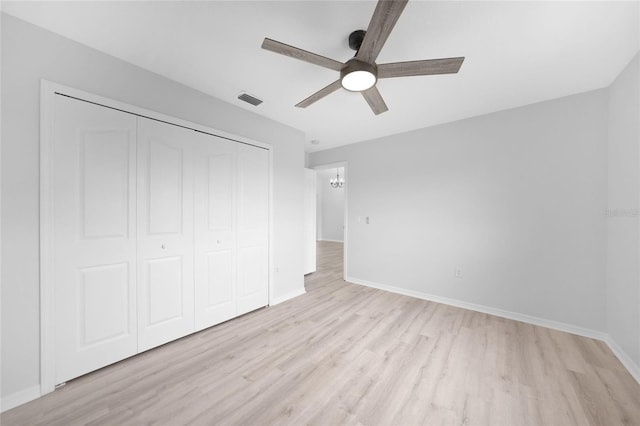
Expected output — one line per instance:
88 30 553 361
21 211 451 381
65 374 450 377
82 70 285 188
348 30 367 51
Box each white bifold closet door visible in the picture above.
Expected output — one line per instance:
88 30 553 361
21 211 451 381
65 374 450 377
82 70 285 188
53 96 138 384
51 94 269 385
194 139 270 326
237 144 269 315
136 118 195 352
194 134 237 331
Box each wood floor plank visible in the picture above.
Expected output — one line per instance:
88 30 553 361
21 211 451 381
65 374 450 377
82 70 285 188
2 240 638 425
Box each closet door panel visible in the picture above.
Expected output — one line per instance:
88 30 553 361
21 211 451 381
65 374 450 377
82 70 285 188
206 251 234 304
194 134 237 330
237 144 269 315
137 118 195 351
147 141 184 234
146 256 183 325
53 95 137 385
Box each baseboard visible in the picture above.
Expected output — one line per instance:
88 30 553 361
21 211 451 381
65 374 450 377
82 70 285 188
270 287 306 306
346 276 608 341
605 336 640 384
1 385 41 413
318 238 343 243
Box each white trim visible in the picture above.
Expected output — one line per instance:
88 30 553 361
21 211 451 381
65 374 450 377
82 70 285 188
346 276 608 341
270 287 306 306
268 147 275 307
637 3 640 385
311 162 345 172
0 386 41 413
605 336 640 384
40 80 56 395
0 5 3 414
40 80 274 397
343 163 349 280
317 238 344 243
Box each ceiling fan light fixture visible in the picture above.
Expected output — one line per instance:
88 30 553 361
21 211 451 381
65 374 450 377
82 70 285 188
341 70 376 92
340 59 377 92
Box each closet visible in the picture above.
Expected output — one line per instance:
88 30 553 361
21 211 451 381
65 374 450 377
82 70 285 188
51 94 269 385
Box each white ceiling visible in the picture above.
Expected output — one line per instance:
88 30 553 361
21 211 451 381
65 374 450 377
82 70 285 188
3 1 638 152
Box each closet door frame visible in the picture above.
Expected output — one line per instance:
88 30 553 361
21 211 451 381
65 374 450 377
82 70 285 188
40 80 273 396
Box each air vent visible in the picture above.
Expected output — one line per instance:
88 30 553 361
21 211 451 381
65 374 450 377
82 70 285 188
237 92 263 106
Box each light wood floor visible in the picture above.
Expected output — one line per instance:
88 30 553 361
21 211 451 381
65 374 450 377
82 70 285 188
3 241 639 425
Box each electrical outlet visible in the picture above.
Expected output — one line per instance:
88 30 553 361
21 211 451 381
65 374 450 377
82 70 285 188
365 216 370 224
455 268 463 278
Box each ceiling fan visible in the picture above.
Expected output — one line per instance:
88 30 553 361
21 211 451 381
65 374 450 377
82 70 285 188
261 0 465 115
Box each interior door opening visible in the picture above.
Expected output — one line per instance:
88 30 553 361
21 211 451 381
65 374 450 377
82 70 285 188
312 164 347 282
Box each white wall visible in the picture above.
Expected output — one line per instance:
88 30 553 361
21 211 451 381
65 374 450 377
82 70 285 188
316 169 345 242
311 89 609 332
606 54 639 371
1 13 305 401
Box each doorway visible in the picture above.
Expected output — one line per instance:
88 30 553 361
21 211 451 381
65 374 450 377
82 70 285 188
312 163 347 282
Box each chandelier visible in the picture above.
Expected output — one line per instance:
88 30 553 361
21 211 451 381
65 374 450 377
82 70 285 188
330 169 344 188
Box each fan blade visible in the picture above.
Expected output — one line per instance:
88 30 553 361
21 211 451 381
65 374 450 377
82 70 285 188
295 80 343 108
362 86 388 115
356 0 409 64
262 38 343 71
378 57 465 78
